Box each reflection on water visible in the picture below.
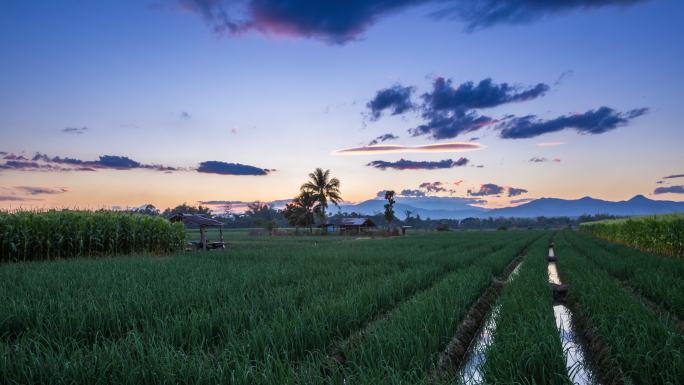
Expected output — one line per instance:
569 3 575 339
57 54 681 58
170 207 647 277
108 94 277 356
548 262 600 385
554 304 600 385
458 305 499 385
549 248 555 258
548 262 561 285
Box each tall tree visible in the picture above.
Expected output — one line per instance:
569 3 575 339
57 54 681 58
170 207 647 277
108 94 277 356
300 168 342 224
384 190 396 230
283 190 318 233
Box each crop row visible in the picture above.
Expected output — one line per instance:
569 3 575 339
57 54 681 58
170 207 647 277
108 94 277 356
565 231 684 320
0 231 537 384
480 234 572 384
0 210 186 261
556 233 684 384
580 214 684 257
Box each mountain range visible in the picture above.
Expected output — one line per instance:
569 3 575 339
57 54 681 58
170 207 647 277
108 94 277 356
335 195 684 220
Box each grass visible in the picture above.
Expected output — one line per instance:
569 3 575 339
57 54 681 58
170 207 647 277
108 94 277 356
0 231 528 385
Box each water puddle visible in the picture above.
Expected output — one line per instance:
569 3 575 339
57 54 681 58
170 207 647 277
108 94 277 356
548 261 600 385
549 247 555 258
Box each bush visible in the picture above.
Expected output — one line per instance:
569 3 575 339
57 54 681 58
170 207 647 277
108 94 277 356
0 210 185 262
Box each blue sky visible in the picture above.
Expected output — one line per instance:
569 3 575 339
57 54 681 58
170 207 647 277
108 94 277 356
1 0 682 210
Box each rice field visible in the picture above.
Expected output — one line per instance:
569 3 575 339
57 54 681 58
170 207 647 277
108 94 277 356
1 229 682 384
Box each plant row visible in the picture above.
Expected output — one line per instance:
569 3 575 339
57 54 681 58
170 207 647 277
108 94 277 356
480 234 572 385
565 231 684 320
556 233 684 385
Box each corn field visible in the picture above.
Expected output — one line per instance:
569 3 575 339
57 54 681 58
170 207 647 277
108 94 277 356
580 214 684 257
0 210 186 262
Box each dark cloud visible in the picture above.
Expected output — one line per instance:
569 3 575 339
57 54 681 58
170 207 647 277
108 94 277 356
367 157 469 170
372 77 548 140
498 107 648 139
654 185 684 195
180 111 192 120
436 0 647 31
180 0 647 44
399 189 427 197
368 133 399 146
422 77 549 112
367 85 415 120
197 161 272 176
507 187 528 197
62 127 88 134
418 181 447 193
0 153 176 172
467 184 528 197
3 153 28 161
468 183 505 196
663 174 684 180
409 109 496 140
336 142 482 154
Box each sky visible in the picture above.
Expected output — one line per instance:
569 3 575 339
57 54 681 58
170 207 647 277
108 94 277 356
1 0 683 211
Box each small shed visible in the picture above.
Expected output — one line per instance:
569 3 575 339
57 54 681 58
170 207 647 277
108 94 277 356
321 218 377 234
169 214 224 250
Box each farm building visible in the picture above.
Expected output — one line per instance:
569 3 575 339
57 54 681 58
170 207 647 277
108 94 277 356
322 217 377 234
169 214 225 250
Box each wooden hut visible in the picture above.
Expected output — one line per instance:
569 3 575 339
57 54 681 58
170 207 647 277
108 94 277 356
337 218 377 235
169 214 225 250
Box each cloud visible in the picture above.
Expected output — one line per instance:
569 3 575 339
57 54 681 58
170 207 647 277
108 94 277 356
399 189 426 197
654 185 684 195
536 141 564 147
197 160 272 175
3 153 28 160
368 133 399 146
554 70 574 86
507 187 528 197
0 152 177 173
180 111 192 120
510 198 534 204
663 174 684 180
410 109 496 140
369 77 548 140
418 181 447 193
468 183 527 197
468 183 505 196
62 127 88 134
367 85 415 120
335 141 481 155
498 107 648 139
529 157 561 163
179 0 647 44
367 157 469 170
11 186 68 195
0 195 41 202
422 77 549 112
437 0 648 31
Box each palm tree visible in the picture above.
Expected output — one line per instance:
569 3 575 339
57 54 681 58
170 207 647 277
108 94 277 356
301 168 342 224
283 190 318 233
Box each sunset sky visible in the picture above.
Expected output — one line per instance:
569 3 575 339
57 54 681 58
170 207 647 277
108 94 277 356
1 0 683 211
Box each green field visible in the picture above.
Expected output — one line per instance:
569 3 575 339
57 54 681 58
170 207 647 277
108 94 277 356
1 230 682 384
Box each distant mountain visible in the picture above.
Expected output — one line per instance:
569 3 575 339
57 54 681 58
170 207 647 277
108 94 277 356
489 195 684 218
335 195 684 220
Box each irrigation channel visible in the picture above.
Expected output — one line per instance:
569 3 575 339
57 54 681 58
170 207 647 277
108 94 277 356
445 243 601 385
548 244 599 385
